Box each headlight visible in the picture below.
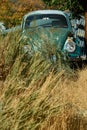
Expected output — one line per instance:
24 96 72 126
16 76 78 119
64 37 76 52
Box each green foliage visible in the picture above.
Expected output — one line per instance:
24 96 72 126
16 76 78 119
43 0 84 13
69 0 84 13
43 0 69 10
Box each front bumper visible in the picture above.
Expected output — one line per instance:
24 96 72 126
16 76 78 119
68 55 87 62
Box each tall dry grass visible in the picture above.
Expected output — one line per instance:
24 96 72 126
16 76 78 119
0 31 87 130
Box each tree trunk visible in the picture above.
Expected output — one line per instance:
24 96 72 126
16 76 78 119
85 12 87 43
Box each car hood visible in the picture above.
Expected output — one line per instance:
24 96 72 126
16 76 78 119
23 27 71 50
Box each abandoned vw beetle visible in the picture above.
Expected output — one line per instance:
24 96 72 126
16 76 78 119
21 10 87 61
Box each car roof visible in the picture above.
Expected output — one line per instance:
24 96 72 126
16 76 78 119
24 10 67 19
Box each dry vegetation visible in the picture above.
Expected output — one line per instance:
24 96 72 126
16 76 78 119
0 0 46 28
0 31 87 130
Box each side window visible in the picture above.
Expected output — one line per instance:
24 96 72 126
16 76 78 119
25 19 31 28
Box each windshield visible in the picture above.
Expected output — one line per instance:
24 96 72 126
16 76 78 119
25 14 68 29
